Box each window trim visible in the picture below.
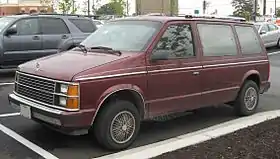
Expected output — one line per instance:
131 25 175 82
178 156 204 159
7 17 40 36
196 22 239 58
39 17 70 35
234 25 264 55
268 24 278 31
68 18 96 33
150 22 196 61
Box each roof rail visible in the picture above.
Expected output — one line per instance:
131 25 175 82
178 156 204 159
30 13 85 17
184 14 246 22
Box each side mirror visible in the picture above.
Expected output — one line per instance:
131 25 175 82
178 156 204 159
150 50 169 61
260 30 266 35
5 27 17 36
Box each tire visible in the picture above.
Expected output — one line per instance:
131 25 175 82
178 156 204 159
234 80 259 116
94 100 140 150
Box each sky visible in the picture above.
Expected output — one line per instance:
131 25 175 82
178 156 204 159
81 0 235 15
2 0 280 16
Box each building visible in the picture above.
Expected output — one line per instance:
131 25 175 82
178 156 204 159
135 0 178 15
0 0 53 15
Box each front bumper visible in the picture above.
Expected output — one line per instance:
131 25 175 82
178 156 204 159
8 93 95 132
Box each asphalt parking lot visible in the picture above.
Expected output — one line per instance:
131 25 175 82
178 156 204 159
1 49 280 159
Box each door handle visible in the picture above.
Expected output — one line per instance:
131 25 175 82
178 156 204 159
32 36 40 40
61 35 68 39
192 71 200 75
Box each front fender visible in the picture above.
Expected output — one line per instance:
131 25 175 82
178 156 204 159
91 84 145 124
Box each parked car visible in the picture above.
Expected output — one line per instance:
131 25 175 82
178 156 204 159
0 14 98 69
254 22 280 48
91 19 104 28
9 15 270 150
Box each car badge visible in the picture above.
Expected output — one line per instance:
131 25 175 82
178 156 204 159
35 62 40 71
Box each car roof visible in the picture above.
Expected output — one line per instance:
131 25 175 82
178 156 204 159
113 15 251 25
4 14 91 19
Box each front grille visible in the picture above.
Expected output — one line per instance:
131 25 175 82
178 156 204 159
15 72 55 105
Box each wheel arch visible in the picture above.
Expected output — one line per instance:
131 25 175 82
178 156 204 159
241 70 261 88
91 84 146 125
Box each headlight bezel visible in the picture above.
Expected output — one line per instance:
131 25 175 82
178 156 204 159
55 82 80 110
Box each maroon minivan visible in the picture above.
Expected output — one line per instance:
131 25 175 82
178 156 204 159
9 15 270 150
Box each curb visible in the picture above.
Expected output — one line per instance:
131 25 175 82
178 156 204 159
268 51 280 56
94 110 280 159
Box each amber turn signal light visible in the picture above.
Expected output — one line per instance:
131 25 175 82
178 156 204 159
66 97 79 109
67 85 79 96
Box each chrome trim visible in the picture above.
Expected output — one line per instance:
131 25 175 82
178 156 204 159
76 71 147 81
91 88 145 125
203 60 269 68
17 71 79 85
9 93 64 115
148 66 203 74
76 60 268 81
13 91 79 112
15 81 78 98
201 86 240 95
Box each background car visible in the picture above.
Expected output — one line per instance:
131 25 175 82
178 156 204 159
0 13 98 69
254 22 280 48
91 19 104 28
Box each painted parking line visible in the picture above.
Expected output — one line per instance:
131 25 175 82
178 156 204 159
94 110 280 159
0 112 20 118
0 82 14 86
0 122 59 159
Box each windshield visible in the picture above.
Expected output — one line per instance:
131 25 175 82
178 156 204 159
0 17 15 32
254 24 261 31
81 20 162 52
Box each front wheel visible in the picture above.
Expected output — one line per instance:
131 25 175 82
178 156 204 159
234 80 259 116
94 100 140 150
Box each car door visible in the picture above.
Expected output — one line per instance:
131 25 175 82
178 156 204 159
39 17 72 56
268 24 280 46
259 24 271 47
197 23 241 107
147 21 202 117
2 17 42 66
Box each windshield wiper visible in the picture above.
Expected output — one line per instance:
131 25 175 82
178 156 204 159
89 46 122 56
76 44 87 53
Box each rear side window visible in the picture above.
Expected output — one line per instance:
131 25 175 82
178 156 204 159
197 24 237 56
235 26 262 54
40 18 70 34
69 19 97 33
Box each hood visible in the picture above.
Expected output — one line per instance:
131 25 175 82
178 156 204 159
18 50 131 81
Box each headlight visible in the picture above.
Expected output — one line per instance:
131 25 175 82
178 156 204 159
59 96 67 106
57 83 79 110
60 84 68 94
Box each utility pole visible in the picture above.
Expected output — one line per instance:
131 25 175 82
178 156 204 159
87 0 90 15
275 0 277 17
263 0 266 15
72 0 75 14
253 0 257 22
126 0 129 16
203 0 206 14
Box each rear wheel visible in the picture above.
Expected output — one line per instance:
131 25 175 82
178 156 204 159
94 100 140 150
234 80 259 116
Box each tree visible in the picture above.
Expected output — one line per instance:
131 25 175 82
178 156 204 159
96 3 117 15
231 0 259 20
96 0 126 15
109 0 126 15
277 7 280 17
40 0 53 12
82 0 89 14
58 0 78 14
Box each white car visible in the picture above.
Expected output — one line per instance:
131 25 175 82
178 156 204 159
92 19 104 28
254 22 280 48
